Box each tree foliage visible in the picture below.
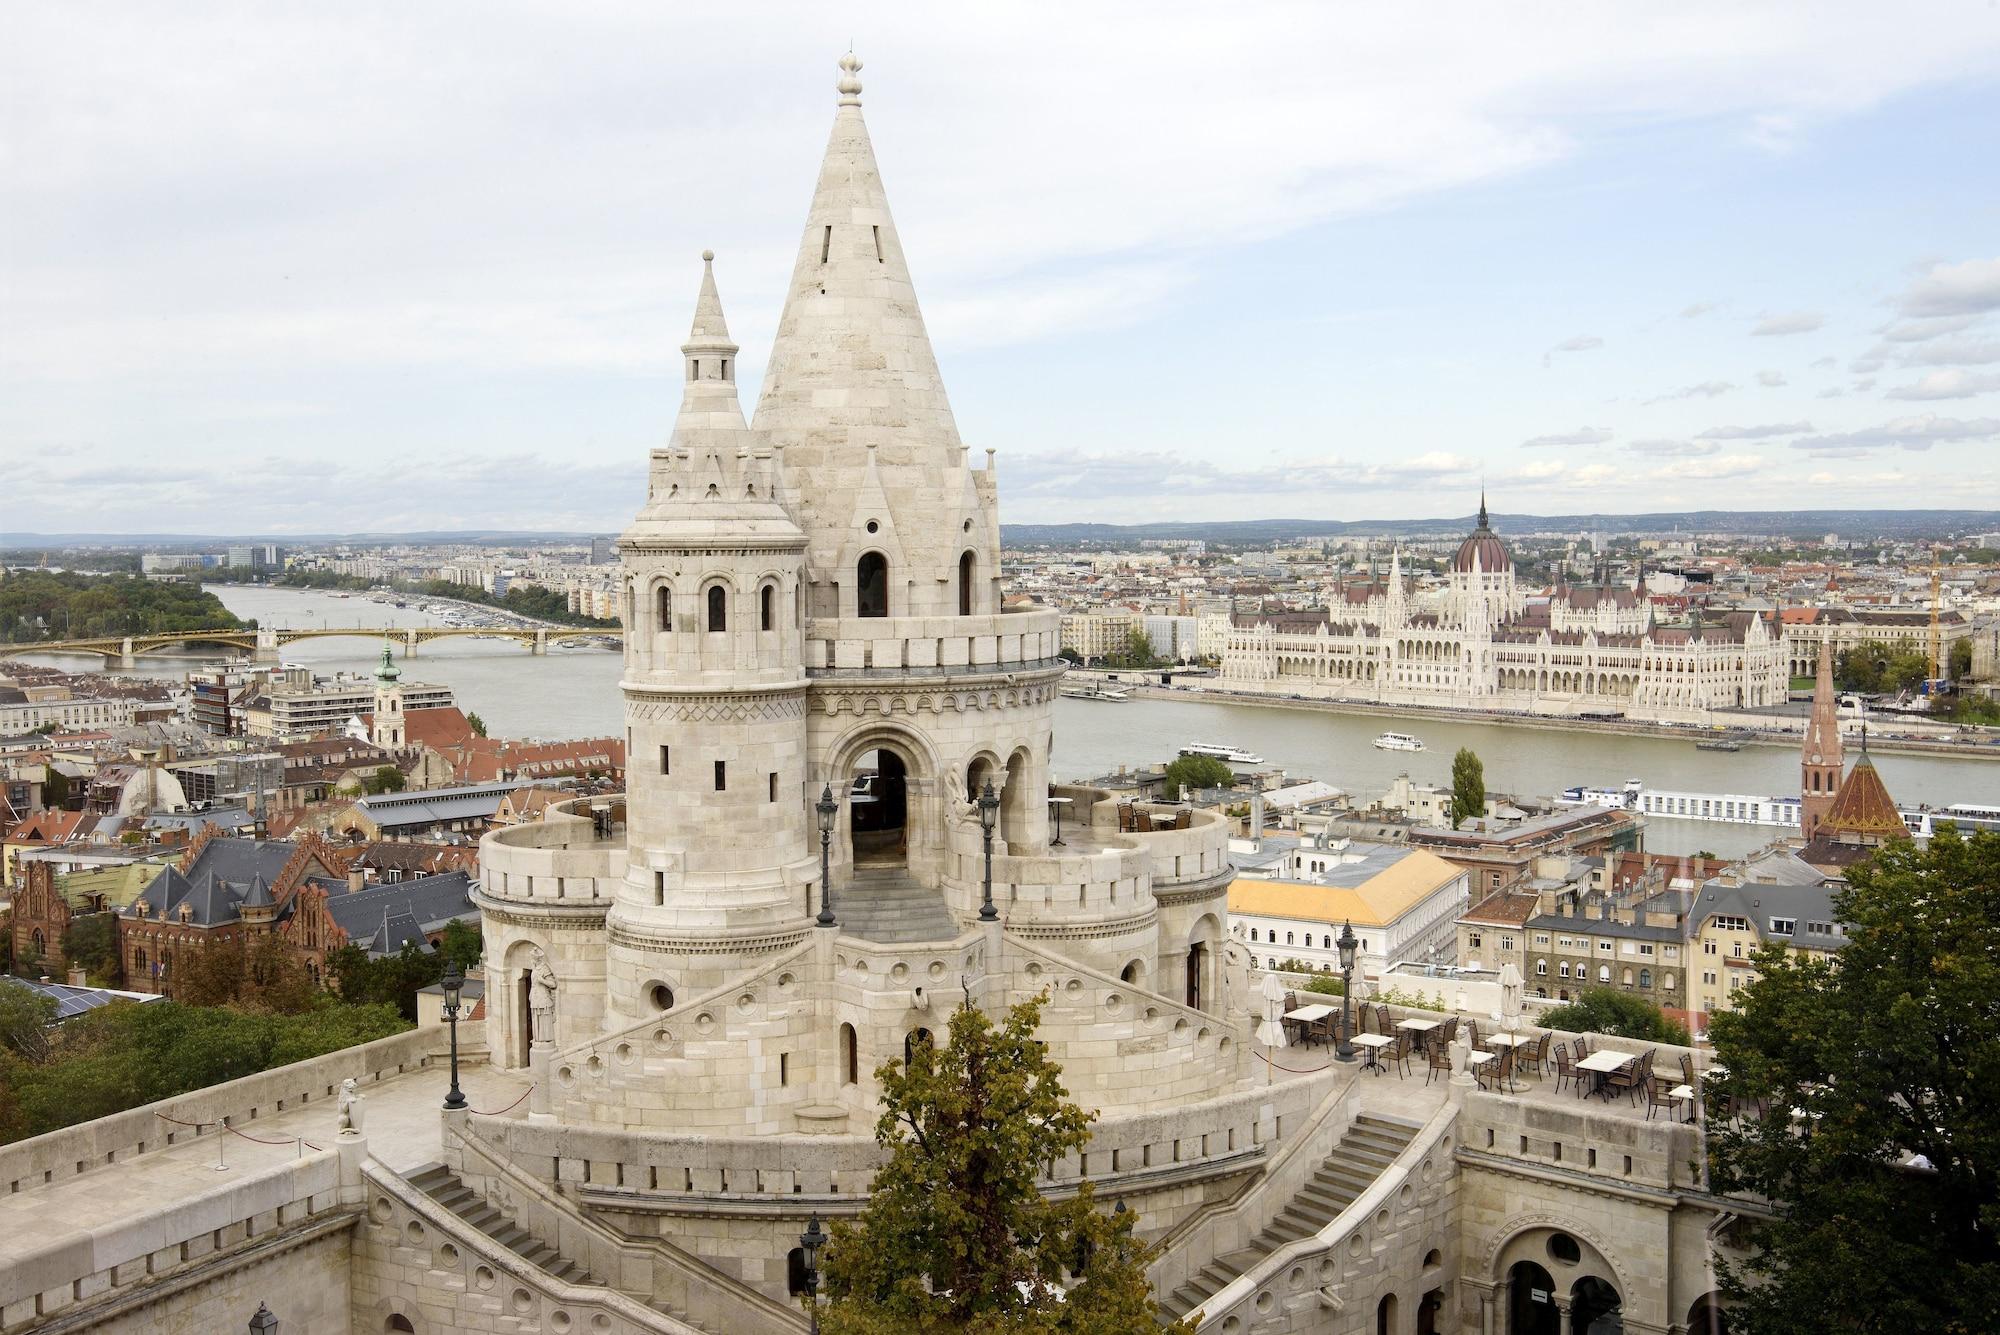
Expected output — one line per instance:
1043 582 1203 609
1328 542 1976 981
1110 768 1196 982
1706 828 2000 1333
821 995 1191 1335
1161 754 1233 794
1835 639 1933 694
1537 986 1690 1046
0 570 244 643
1449 746 1485 829
59 913 120 986
328 937 471 1022
171 935 320 1014
466 711 489 738
361 765 408 795
0 995 407 1144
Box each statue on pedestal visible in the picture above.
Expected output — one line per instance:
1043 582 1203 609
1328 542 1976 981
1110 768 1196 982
337 1078 365 1136
529 947 558 1045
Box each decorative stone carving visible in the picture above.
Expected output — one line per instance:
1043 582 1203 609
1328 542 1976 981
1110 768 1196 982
337 1078 365 1136
529 948 558 1044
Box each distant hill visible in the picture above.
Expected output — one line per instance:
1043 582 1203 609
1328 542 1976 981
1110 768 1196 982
996 510 2000 546
7 509 1999 550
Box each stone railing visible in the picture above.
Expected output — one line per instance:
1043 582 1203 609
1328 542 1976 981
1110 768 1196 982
443 1118 802 1332
479 795 627 905
1146 1071 1352 1302
0 1025 445 1197
1457 1087 1703 1192
942 816 1151 930
1187 1100 1460 1334
1 1146 351 1330
804 608 1062 674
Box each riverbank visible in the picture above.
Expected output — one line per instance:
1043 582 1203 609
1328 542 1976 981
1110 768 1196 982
1075 678 2000 761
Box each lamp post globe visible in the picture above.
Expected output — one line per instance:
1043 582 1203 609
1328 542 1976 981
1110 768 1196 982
815 784 838 928
976 780 1000 921
799 1213 828 1333
1335 919 1358 1064
247 1302 280 1334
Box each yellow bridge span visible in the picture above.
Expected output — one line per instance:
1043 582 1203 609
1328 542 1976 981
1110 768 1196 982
3 625 623 664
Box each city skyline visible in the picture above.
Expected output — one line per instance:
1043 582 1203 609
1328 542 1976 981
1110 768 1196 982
7 4 2000 533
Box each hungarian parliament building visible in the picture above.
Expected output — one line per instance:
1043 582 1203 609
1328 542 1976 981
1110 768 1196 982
1220 501 1791 720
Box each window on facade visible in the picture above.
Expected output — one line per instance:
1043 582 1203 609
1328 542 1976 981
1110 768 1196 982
1807 920 1834 937
714 761 726 791
657 585 672 632
1770 917 1796 936
958 550 975 616
1559 962 1570 978
659 744 670 775
761 585 775 632
1501 938 1514 950
856 552 889 618
707 585 727 631
1249 928 1259 942
1638 943 1654 957
1598 965 1611 982
1713 914 1749 932
1536 961 1547 976
1468 932 1482 949
1322 935 1331 949
1285 932 1294 946
1534 933 1549 946
769 772 779 802
1704 940 1717 955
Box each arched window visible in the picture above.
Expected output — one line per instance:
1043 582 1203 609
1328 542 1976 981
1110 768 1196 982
856 552 889 618
1621 968 1633 986
1559 961 1570 978
904 1027 934 1066
706 584 727 632
1638 968 1652 990
841 1023 858 1085
958 550 975 616
656 584 672 632
386 1317 416 1334
760 584 775 631
1536 960 1547 975
1249 928 1259 942
1285 932 1294 946
1598 964 1611 982
1322 935 1331 949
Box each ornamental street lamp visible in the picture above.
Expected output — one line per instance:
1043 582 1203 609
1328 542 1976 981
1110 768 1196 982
1335 920 1359 1065
977 780 1000 921
441 959 468 1111
247 1303 279 1334
815 784 839 928
799 1213 827 1334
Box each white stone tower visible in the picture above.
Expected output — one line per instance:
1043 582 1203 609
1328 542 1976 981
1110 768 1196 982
605 253 819 1017
370 640 405 749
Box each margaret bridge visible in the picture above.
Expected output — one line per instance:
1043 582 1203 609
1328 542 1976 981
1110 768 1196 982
3 624 624 667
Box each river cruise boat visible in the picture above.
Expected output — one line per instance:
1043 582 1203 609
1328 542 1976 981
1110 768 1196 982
1694 737 1744 752
1372 732 1425 752
1060 685 1131 702
1179 743 1264 766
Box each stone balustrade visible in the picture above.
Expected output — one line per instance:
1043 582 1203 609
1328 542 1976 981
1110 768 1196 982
1 1148 349 1330
0 1025 444 1198
804 608 1062 675
480 796 627 904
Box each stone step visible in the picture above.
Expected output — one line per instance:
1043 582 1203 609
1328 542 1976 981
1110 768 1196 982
834 870 960 944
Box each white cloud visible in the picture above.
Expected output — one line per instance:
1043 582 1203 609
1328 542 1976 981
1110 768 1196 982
1646 380 1736 403
1751 311 1825 336
1756 369 1787 386
1680 302 1719 318
1895 257 2000 317
1543 335 1604 367
1650 453 1765 480
1886 368 2000 400
1694 421 1811 440
1520 426 1614 448
1626 438 1721 457
1810 355 1837 369
1900 338 2000 367
1877 314 1980 341
1789 414 2000 455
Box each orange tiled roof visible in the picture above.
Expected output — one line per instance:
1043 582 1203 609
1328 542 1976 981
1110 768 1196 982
1821 757 1906 838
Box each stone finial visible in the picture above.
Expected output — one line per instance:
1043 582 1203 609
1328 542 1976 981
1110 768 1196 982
702 249 714 262
837 52 863 106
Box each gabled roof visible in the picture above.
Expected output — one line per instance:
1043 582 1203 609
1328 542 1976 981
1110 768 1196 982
322 871 476 955
1820 756 1906 839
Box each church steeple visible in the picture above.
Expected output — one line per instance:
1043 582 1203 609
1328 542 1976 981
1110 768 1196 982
1477 490 1490 531
1799 637 1844 839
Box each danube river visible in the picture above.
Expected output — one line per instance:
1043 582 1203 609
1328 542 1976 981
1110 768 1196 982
17 586 1996 859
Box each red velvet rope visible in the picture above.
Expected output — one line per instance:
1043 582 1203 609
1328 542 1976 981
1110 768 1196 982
470 1083 535 1117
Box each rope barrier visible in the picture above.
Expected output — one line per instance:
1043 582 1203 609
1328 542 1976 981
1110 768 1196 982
470 1083 536 1117
154 1111 321 1153
1255 1050 1338 1075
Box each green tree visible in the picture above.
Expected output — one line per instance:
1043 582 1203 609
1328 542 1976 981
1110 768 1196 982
361 765 408 795
1949 637 1973 680
1706 828 2000 1333
1449 746 1485 829
466 711 489 738
59 914 119 985
821 994 1191 1334
0 980 58 1064
1537 987 1690 1046
42 767 72 810
1161 754 1233 794
1835 639 1931 694
439 919 482 972
328 941 447 1021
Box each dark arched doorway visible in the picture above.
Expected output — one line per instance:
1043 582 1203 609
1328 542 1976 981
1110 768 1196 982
850 748 908 866
904 1027 934 1065
1507 1261 1560 1335
856 552 889 618
1687 1294 1730 1335
1417 1286 1444 1335
958 550 975 616
1375 1293 1397 1335
1571 1276 1622 1334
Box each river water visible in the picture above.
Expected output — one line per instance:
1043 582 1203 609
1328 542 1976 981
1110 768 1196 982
16 585 1994 860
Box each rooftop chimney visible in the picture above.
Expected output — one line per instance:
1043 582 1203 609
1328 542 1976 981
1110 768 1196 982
348 868 366 893
67 965 86 987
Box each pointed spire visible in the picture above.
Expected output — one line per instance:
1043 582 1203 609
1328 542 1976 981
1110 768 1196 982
687 250 733 348
375 640 400 683
1477 490 1490 530
837 50 862 107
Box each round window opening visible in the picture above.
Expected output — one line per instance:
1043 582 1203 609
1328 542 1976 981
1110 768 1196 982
1547 1231 1582 1265
866 520 880 534
651 984 674 1012
963 519 972 532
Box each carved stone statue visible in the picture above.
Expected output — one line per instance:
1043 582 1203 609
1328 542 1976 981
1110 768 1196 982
337 1078 365 1136
529 947 558 1044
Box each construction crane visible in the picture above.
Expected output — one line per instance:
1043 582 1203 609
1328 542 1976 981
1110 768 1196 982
1927 545 1946 693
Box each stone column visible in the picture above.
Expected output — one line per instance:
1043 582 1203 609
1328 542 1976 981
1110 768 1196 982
404 628 420 658
528 1040 554 1122
119 637 136 670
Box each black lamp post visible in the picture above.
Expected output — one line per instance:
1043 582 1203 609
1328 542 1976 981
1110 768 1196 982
815 784 838 928
247 1302 279 1334
1335 920 1358 1065
441 960 467 1111
799 1213 827 1333
977 780 1000 922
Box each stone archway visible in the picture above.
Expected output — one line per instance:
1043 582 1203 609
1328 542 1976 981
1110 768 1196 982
1185 912 1221 1012
1487 1220 1628 1335
499 937 548 1070
823 721 942 881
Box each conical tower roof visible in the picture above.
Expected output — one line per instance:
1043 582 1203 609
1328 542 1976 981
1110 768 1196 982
1821 749 1905 840
751 54 989 609
624 253 803 549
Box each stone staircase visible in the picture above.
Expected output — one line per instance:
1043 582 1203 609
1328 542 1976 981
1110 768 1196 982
1158 1114 1420 1324
408 1163 714 1333
836 866 961 943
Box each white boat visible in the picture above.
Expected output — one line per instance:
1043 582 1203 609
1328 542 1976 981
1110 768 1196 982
1060 685 1130 702
1372 732 1426 752
1179 743 1264 765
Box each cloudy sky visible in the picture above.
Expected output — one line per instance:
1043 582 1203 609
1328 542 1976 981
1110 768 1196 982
5 3 2000 534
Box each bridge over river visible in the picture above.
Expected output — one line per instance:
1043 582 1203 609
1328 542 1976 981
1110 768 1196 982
3 624 623 667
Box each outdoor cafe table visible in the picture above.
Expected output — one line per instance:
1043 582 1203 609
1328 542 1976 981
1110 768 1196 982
1397 1018 1441 1036
1486 1032 1536 1050
1284 1003 1335 1046
1352 1032 1393 1074
1576 1047 1638 1100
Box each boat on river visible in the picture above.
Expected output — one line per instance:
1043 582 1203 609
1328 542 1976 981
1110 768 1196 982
1061 685 1131 702
1372 732 1425 752
1179 742 1264 766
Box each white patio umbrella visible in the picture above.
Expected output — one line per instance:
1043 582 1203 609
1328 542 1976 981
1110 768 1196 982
1256 970 1291 1048
1498 961 1524 1031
